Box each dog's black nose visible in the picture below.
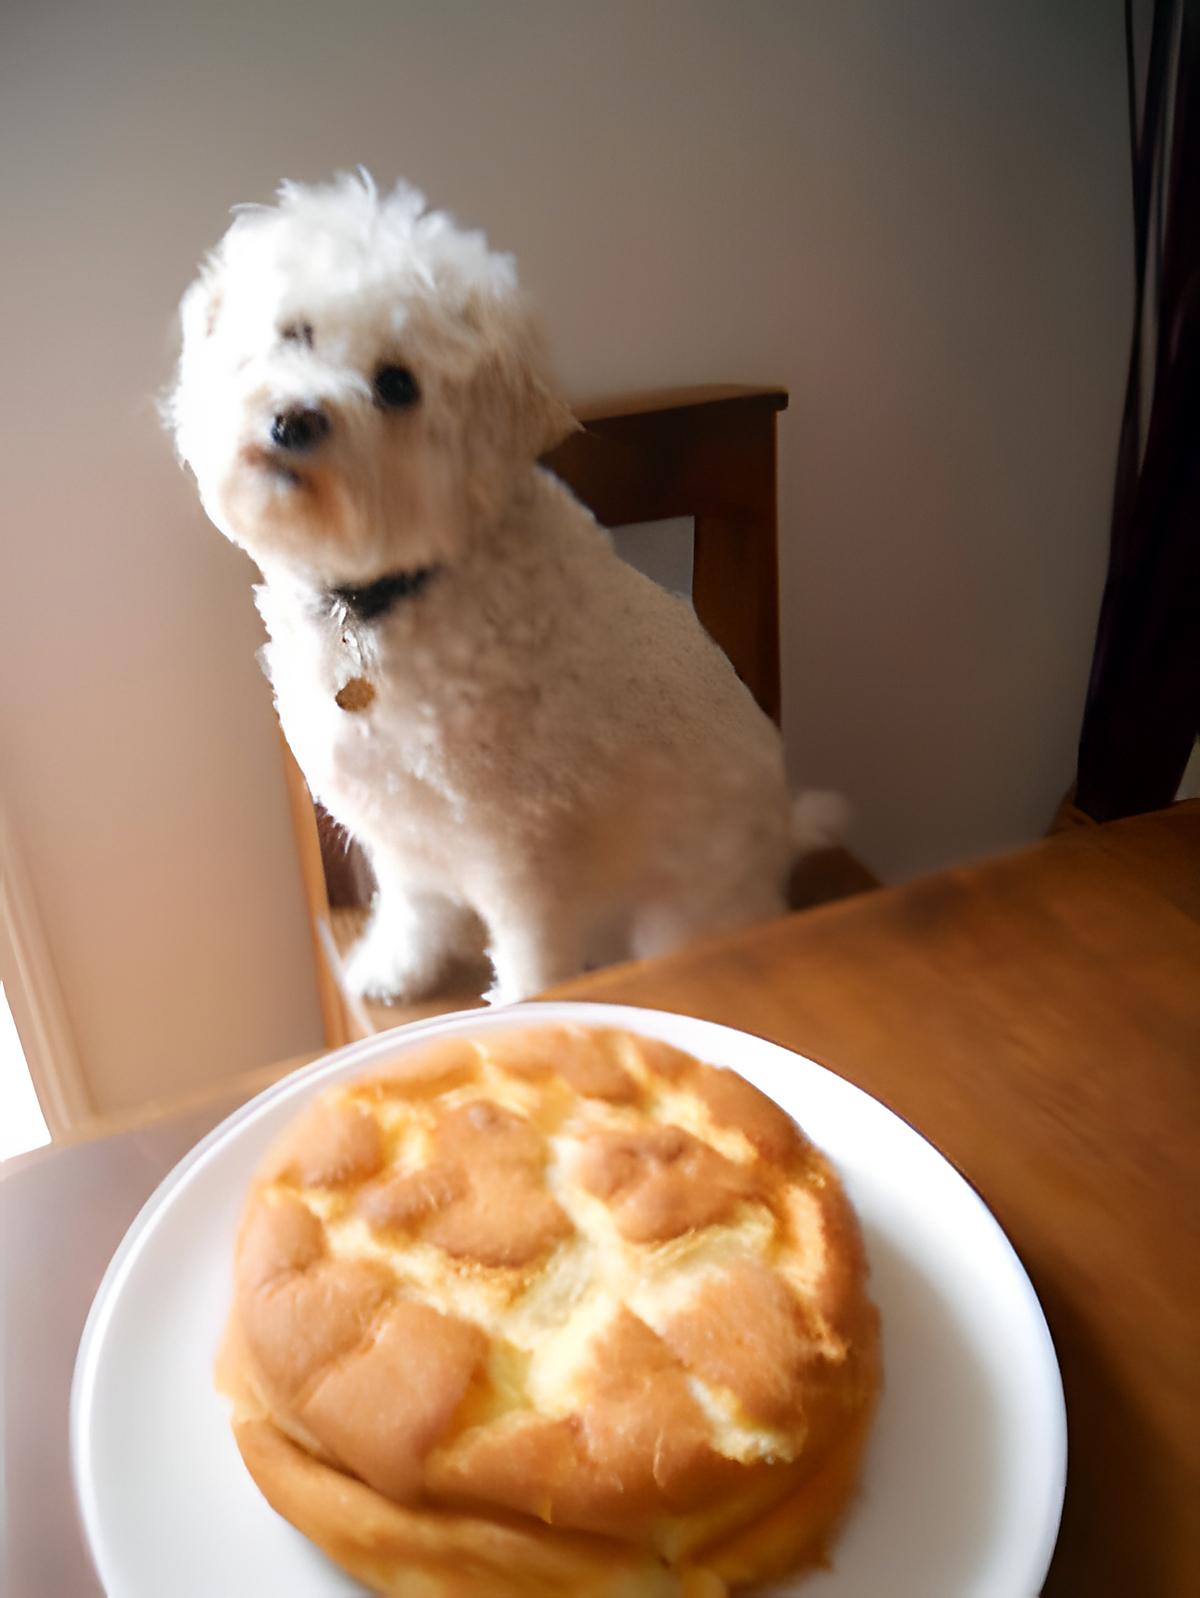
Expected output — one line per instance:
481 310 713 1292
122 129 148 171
270 406 330 453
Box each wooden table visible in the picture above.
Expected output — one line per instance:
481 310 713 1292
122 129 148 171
553 801 1200 1595
3 803 1196 1595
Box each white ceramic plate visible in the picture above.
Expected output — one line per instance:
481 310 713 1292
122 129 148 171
72 1003 1066 1597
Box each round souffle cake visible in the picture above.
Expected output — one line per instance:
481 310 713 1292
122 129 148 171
219 1026 881 1596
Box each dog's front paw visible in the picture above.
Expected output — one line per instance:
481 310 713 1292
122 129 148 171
482 973 538 1008
482 919 586 1007
343 930 443 1004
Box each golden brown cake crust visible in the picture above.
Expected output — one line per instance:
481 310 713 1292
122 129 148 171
221 1025 881 1596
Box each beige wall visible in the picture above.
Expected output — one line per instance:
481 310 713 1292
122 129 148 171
0 1 1130 1115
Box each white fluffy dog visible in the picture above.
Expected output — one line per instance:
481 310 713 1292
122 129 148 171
168 173 840 1004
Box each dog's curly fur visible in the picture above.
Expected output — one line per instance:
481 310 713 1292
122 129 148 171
167 173 841 1005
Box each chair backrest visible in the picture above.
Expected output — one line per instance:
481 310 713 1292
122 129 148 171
283 385 789 1045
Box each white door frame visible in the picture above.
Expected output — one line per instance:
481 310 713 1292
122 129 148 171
0 797 93 1136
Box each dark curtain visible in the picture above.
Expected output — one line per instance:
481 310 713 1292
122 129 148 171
1075 0 1200 821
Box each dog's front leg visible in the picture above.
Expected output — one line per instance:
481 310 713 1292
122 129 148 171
480 894 587 1007
344 861 484 1004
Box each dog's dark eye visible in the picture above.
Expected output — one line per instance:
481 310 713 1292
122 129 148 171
374 365 420 410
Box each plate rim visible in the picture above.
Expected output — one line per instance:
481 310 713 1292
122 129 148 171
71 999 1068 1595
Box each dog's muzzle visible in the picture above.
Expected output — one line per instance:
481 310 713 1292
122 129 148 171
270 405 330 453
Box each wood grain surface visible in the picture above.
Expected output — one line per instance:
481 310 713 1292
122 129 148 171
551 802 1200 1596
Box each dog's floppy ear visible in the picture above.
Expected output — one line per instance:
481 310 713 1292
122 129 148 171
162 266 224 450
180 266 224 351
462 288 578 461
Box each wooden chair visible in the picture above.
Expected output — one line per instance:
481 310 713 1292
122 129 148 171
281 386 876 1048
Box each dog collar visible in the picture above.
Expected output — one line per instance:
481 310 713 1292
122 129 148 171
328 565 441 623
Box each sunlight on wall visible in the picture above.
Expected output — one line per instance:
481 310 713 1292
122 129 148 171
0 983 51 1163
